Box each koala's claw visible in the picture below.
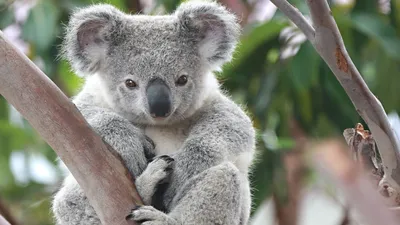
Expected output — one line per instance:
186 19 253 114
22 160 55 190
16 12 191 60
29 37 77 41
143 155 175 184
154 155 174 175
126 205 142 220
127 205 175 225
155 155 175 163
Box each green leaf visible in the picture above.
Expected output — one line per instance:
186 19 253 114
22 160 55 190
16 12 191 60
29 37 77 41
389 0 399 32
223 20 287 75
254 68 278 119
96 0 126 10
22 0 61 53
0 5 15 29
250 147 280 215
373 50 400 112
287 42 320 91
352 0 379 14
0 157 14 188
0 121 35 150
219 20 287 92
58 60 84 96
284 42 321 126
351 13 400 60
320 64 359 130
0 0 8 7
0 98 8 120
157 0 181 12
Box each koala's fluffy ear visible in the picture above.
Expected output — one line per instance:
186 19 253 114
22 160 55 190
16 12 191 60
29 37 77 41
63 4 124 76
175 1 240 69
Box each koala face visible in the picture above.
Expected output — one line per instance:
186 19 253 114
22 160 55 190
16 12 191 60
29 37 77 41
63 1 240 125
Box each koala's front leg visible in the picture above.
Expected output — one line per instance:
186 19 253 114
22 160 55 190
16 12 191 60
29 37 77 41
136 155 175 205
80 106 152 176
151 100 255 224
53 175 101 225
128 162 246 225
53 105 153 225
163 101 255 206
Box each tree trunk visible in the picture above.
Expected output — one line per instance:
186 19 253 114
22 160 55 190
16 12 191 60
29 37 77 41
0 31 142 225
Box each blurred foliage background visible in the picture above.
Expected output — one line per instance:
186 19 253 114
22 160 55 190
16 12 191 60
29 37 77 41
0 0 400 224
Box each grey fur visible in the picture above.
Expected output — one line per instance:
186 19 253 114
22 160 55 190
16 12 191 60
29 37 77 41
52 1 255 225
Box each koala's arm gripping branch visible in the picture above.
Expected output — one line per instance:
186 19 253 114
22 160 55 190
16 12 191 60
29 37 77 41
270 0 400 192
0 31 142 225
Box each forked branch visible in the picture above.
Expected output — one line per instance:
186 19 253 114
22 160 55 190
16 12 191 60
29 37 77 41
270 0 400 193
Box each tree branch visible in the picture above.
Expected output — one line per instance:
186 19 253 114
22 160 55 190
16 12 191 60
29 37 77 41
270 0 400 192
0 215 11 225
343 123 383 185
269 0 315 42
0 196 19 225
0 31 142 224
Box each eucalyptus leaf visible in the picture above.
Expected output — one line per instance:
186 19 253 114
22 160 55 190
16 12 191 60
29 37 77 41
22 0 61 53
222 20 287 76
0 6 14 29
351 13 400 60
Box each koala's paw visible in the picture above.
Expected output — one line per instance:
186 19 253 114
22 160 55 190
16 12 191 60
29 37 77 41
127 205 176 225
146 155 175 184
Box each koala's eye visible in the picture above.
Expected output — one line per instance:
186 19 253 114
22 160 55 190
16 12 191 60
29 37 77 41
176 75 188 86
125 79 137 88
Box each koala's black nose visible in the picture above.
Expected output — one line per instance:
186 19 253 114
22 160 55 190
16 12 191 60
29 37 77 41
146 78 171 118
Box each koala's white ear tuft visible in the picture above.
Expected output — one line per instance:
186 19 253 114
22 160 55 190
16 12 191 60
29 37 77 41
175 1 241 69
63 4 124 77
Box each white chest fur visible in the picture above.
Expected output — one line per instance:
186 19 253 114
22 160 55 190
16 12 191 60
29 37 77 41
144 125 189 155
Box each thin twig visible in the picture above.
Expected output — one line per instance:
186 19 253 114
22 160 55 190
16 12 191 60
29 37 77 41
269 0 315 42
270 0 400 192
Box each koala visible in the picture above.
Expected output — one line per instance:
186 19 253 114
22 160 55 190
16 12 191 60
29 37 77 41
52 1 256 225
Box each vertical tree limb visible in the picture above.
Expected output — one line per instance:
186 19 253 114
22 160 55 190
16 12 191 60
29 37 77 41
274 119 307 225
270 0 400 192
0 31 142 224
273 151 304 225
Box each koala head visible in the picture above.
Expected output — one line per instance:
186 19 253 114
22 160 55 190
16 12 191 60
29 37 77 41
63 1 240 125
